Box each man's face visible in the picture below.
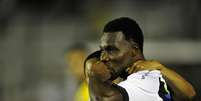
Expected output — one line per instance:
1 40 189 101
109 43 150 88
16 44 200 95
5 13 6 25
100 31 135 74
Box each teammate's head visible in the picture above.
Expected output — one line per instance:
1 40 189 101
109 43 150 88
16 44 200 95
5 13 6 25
103 17 144 52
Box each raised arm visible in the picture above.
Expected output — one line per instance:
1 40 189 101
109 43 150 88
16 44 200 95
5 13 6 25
85 58 124 101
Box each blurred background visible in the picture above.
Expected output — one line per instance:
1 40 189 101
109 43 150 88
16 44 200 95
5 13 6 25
0 0 201 101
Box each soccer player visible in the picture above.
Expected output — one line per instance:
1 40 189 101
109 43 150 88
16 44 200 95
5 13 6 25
84 17 196 101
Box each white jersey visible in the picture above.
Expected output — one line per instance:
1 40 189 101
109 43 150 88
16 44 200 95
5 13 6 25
118 70 168 101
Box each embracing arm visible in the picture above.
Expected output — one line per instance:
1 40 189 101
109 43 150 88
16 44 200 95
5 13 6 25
160 65 196 101
85 58 124 101
131 60 196 101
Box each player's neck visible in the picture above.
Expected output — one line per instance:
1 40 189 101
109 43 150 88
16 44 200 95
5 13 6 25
125 53 144 69
133 53 145 62
125 54 145 75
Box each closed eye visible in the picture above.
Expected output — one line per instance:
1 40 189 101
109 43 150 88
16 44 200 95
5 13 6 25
100 45 119 53
105 46 119 53
106 46 115 51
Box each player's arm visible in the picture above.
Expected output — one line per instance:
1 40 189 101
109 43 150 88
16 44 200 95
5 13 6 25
130 60 196 101
160 65 196 101
85 58 124 101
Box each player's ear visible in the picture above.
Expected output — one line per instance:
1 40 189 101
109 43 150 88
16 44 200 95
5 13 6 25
129 41 140 57
130 41 139 50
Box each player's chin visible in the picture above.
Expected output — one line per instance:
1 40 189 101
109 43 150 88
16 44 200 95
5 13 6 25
109 69 124 81
104 62 120 80
112 68 125 80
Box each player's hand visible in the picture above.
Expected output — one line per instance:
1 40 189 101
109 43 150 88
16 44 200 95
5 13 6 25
127 60 165 74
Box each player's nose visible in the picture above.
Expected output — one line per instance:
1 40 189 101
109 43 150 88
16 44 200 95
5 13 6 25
100 51 110 62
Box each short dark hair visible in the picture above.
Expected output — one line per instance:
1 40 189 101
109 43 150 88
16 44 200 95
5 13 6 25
103 17 144 52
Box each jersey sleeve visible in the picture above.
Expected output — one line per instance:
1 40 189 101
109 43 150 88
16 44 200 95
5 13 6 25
118 70 165 101
158 77 174 101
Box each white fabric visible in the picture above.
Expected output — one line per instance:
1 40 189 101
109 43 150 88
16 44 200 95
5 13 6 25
118 70 163 101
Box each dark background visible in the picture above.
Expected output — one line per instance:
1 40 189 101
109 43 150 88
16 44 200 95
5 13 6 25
0 0 200 101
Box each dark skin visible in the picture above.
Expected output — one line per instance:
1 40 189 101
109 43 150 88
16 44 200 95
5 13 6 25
86 32 135 101
85 31 196 101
